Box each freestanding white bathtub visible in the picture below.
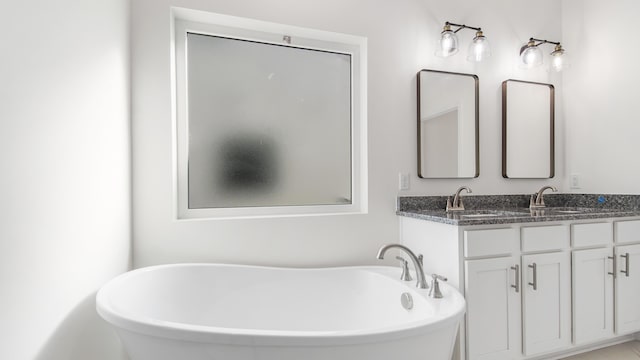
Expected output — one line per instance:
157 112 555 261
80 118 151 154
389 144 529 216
97 264 465 360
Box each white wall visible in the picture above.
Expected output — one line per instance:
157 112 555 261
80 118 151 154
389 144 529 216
0 1 131 359
2 0 632 358
563 0 640 194
132 0 564 268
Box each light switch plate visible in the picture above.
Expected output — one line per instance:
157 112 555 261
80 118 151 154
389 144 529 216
570 173 581 189
399 173 410 190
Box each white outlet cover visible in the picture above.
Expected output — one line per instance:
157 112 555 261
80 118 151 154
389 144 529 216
399 173 410 190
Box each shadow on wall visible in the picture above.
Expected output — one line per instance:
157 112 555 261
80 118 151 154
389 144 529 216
35 292 128 360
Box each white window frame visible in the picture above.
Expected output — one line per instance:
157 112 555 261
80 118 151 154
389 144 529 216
171 8 367 220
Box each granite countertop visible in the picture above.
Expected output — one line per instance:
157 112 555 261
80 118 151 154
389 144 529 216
397 194 640 226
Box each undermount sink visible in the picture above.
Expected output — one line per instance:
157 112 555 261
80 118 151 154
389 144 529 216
529 207 621 216
545 207 615 214
460 213 500 218
453 210 529 218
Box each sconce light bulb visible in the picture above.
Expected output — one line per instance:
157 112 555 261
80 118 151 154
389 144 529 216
550 45 568 72
467 30 491 62
436 25 459 57
442 35 454 50
520 40 543 68
524 50 538 65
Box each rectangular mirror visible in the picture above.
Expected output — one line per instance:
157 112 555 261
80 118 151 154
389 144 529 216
417 70 479 178
502 79 555 178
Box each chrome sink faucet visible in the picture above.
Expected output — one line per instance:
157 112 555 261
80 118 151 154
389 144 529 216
446 186 472 212
530 185 558 209
377 244 428 289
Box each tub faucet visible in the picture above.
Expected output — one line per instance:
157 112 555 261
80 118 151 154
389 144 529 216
446 186 472 212
396 256 413 281
429 274 448 299
530 186 558 209
377 244 428 289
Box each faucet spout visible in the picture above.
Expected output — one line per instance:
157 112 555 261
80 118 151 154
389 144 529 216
530 185 558 209
377 244 428 289
447 186 472 212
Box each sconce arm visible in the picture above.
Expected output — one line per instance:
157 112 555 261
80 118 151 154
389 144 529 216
446 21 482 33
529 38 561 47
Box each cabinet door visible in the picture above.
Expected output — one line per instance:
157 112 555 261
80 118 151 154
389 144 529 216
522 252 571 356
572 248 614 344
615 243 640 334
465 257 521 360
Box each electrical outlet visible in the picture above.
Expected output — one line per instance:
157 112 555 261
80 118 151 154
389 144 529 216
571 173 581 189
399 173 410 190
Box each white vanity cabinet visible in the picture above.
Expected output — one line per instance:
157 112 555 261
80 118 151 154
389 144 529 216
399 215 640 360
465 256 521 360
571 223 614 345
572 247 614 344
615 220 640 334
463 226 571 359
520 225 572 356
521 251 571 355
462 228 521 360
615 243 640 334
570 220 640 340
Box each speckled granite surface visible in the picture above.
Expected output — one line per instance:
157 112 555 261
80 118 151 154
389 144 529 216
397 194 640 225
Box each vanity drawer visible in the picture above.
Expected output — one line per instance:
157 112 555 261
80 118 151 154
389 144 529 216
521 225 569 252
464 228 518 257
615 220 640 244
571 222 612 247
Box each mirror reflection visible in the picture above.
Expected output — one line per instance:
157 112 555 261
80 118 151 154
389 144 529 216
502 79 555 178
417 70 479 178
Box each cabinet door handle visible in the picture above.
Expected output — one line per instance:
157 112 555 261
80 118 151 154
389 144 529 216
510 265 520 293
621 253 630 277
608 256 617 278
528 263 537 290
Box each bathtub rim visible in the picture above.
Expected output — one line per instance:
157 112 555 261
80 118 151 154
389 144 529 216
96 263 466 347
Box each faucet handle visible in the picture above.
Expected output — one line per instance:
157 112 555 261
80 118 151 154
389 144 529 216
429 274 447 299
530 193 547 209
446 197 453 211
432 274 447 281
395 256 413 281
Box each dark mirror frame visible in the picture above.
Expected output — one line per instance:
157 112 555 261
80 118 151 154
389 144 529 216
501 79 555 179
417 69 480 179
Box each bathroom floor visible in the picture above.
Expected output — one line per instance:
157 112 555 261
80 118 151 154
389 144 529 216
561 341 640 359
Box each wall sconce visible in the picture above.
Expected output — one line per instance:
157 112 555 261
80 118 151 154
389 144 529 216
436 21 491 62
520 38 568 72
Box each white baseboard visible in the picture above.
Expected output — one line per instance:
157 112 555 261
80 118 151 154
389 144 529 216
529 336 635 360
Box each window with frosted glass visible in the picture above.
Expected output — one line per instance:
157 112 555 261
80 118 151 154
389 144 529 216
186 33 352 209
